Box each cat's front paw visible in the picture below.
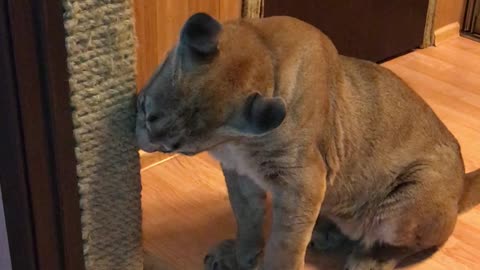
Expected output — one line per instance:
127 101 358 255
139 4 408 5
204 240 239 270
309 223 347 251
204 239 262 270
345 255 395 270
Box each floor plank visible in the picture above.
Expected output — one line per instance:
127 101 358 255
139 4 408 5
139 151 174 170
141 37 480 269
142 154 236 269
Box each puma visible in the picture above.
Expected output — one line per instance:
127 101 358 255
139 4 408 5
136 13 480 270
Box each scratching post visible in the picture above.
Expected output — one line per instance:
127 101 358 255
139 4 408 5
422 0 437 48
63 0 143 269
242 0 264 18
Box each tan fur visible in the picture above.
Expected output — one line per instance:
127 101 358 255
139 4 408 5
459 169 480 213
136 15 480 270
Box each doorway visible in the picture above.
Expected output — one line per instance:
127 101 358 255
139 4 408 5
263 0 431 62
463 0 480 39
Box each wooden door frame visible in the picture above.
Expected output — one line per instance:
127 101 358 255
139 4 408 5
0 0 85 269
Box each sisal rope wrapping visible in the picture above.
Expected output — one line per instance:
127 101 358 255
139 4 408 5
242 0 264 18
422 0 437 48
63 0 143 269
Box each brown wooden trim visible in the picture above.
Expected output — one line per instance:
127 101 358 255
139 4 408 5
8 0 63 268
33 1 86 269
2 0 85 269
434 22 460 45
0 1 37 269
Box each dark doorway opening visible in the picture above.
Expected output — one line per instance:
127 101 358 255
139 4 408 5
264 0 430 62
463 0 480 40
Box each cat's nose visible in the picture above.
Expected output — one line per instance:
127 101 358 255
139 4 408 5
160 140 181 153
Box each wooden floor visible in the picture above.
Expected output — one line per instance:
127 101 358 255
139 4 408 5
141 37 480 270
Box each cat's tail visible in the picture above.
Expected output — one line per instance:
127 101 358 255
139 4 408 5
459 168 480 214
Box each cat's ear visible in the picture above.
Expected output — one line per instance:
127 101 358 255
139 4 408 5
180 13 221 59
225 92 287 136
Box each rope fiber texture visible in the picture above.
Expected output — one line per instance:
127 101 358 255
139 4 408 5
63 0 143 269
